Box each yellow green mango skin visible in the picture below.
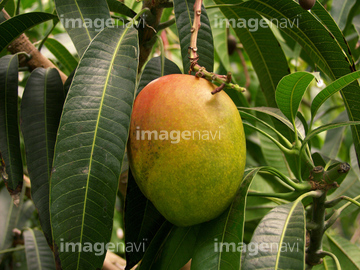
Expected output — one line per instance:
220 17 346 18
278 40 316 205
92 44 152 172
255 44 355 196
127 74 246 227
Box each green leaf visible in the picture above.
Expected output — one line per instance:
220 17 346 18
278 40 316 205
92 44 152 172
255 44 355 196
124 169 165 270
21 68 65 247
0 0 11 11
44 38 78 74
23 228 56 270
213 0 290 108
0 55 23 199
137 221 173 269
0 184 25 262
0 12 57 53
173 0 214 73
330 0 357 31
243 201 306 269
239 107 305 139
311 70 360 121
301 121 360 152
54 0 111 57
322 111 348 160
107 0 136 18
204 0 230 71
191 168 260 270
139 225 199 270
311 2 354 65
137 56 182 95
50 26 139 269
275 72 314 127
238 0 360 172
326 233 360 269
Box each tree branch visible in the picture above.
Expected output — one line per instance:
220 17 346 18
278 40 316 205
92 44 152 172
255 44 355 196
2 9 67 83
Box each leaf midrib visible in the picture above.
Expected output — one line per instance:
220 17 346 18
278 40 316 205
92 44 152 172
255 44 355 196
76 29 129 269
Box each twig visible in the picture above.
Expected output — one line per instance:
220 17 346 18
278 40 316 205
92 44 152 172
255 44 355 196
187 0 246 94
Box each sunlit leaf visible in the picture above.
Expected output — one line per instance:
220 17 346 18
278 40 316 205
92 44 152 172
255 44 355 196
275 71 314 127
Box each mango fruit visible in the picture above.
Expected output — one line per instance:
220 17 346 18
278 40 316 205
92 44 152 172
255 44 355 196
127 74 246 227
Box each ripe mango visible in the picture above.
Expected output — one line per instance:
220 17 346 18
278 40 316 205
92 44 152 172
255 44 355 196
127 74 246 227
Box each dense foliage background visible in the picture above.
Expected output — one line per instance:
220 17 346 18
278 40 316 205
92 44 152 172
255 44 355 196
1 0 360 269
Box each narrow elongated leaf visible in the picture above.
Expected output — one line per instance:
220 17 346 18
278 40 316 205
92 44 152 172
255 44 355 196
0 55 23 200
137 56 182 94
213 0 290 108
301 121 360 152
23 228 56 270
50 26 139 269
0 12 57 53
242 201 306 269
0 0 10 11
204 0 230 71
191 168 260 270
275 72 314 127
17 199 36 230
124 169 165 270
21 68 64 247
140 225 200 270
173 0 214 73
137 221 173 269
239 107 305 139
326 233 360 269
54 0 111 57
237 0 360 169
322 112 348 160
45 38 78 74
106 0 136 18
0 184 25 262
311 3 354 66
330 0 356 31
311 70 360 120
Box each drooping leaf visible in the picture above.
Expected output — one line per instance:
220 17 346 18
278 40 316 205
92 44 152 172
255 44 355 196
0 184 25 262
0 0 10 11
213 0 290 108
237 0 360 170
137 56 182 95
322 111 348 160
0 55 23 200
124 169 165 270
44 38 78 75
21 68 65 247
106 0 136 18
136 221 173 269
50 26 139 269
301 121 360 152
275 71 314 127
0 12 57 53
173 0 214 73
191 168 260 270
242 200 306 269
311 70 360 121
239 107 305 139
54 0 111 57
326 233 360 269
23 228 56 270
139 225 200 270
330 0 357 31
